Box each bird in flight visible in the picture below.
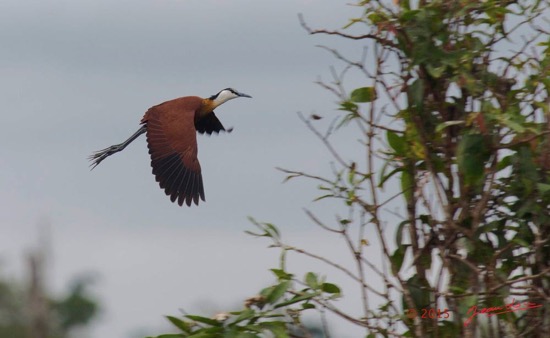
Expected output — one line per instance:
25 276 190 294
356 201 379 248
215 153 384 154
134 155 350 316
89 88 252 206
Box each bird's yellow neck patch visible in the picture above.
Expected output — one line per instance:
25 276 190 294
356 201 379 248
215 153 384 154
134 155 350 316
200 99 216 116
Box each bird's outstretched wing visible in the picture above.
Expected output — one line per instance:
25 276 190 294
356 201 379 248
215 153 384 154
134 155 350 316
142 98 205 206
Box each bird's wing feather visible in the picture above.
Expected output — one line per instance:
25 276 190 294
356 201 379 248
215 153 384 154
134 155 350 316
195 111 227 134
141 97 205 206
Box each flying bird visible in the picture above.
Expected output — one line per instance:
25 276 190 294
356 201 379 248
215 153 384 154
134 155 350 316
89 88 252 206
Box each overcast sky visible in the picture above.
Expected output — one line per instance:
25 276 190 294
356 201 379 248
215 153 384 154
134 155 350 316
0 1 386 337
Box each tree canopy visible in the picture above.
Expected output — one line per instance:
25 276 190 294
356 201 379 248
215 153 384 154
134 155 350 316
149 1 549 337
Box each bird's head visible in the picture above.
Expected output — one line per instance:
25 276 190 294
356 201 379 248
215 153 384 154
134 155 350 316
209 88 252 108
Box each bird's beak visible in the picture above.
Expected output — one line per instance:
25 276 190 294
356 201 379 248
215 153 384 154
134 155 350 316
237 92 252 98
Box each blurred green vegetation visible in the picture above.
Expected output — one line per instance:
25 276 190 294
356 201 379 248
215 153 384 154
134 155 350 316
0 268 99 338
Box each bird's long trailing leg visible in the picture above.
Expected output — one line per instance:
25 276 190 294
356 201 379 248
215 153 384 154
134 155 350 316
89 125 147 170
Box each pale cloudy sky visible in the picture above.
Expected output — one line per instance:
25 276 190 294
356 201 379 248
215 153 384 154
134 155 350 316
0 1 385 337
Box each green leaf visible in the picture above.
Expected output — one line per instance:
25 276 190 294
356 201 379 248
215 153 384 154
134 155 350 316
232 309 255 324
223 332 259 338
266 281 291 304
457 134 490 186
166 316 191 333
342 17 363 29
321 282 341 294
186 327 224 338
450 258 474 293
264 223 281 240
379 166 403 188
401 170 414 202
390 246 406 275
350 87 376 103
313 194 333 202
305 272 319 289
407 79 424 110
497 155 512 171
339 219 351 225
395 220 408 246
435 120 465 134
387 130 406 155
368 12 386 25
537 183 550 194
302 303 316 309
274 292 319 308
436 320 460 336
501 117 526 133
259 321 289 338
260 285 275 298
515 146 538 182
426 64 446 78
418 249 432 270
405 275 431 309
270 269 293 281
339 100 359 112
185 315 223 327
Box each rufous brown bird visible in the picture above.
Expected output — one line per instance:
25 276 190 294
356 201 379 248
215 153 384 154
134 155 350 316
89 88 251 206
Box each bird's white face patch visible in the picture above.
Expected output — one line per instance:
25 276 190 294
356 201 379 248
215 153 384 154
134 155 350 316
213 89 239 107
